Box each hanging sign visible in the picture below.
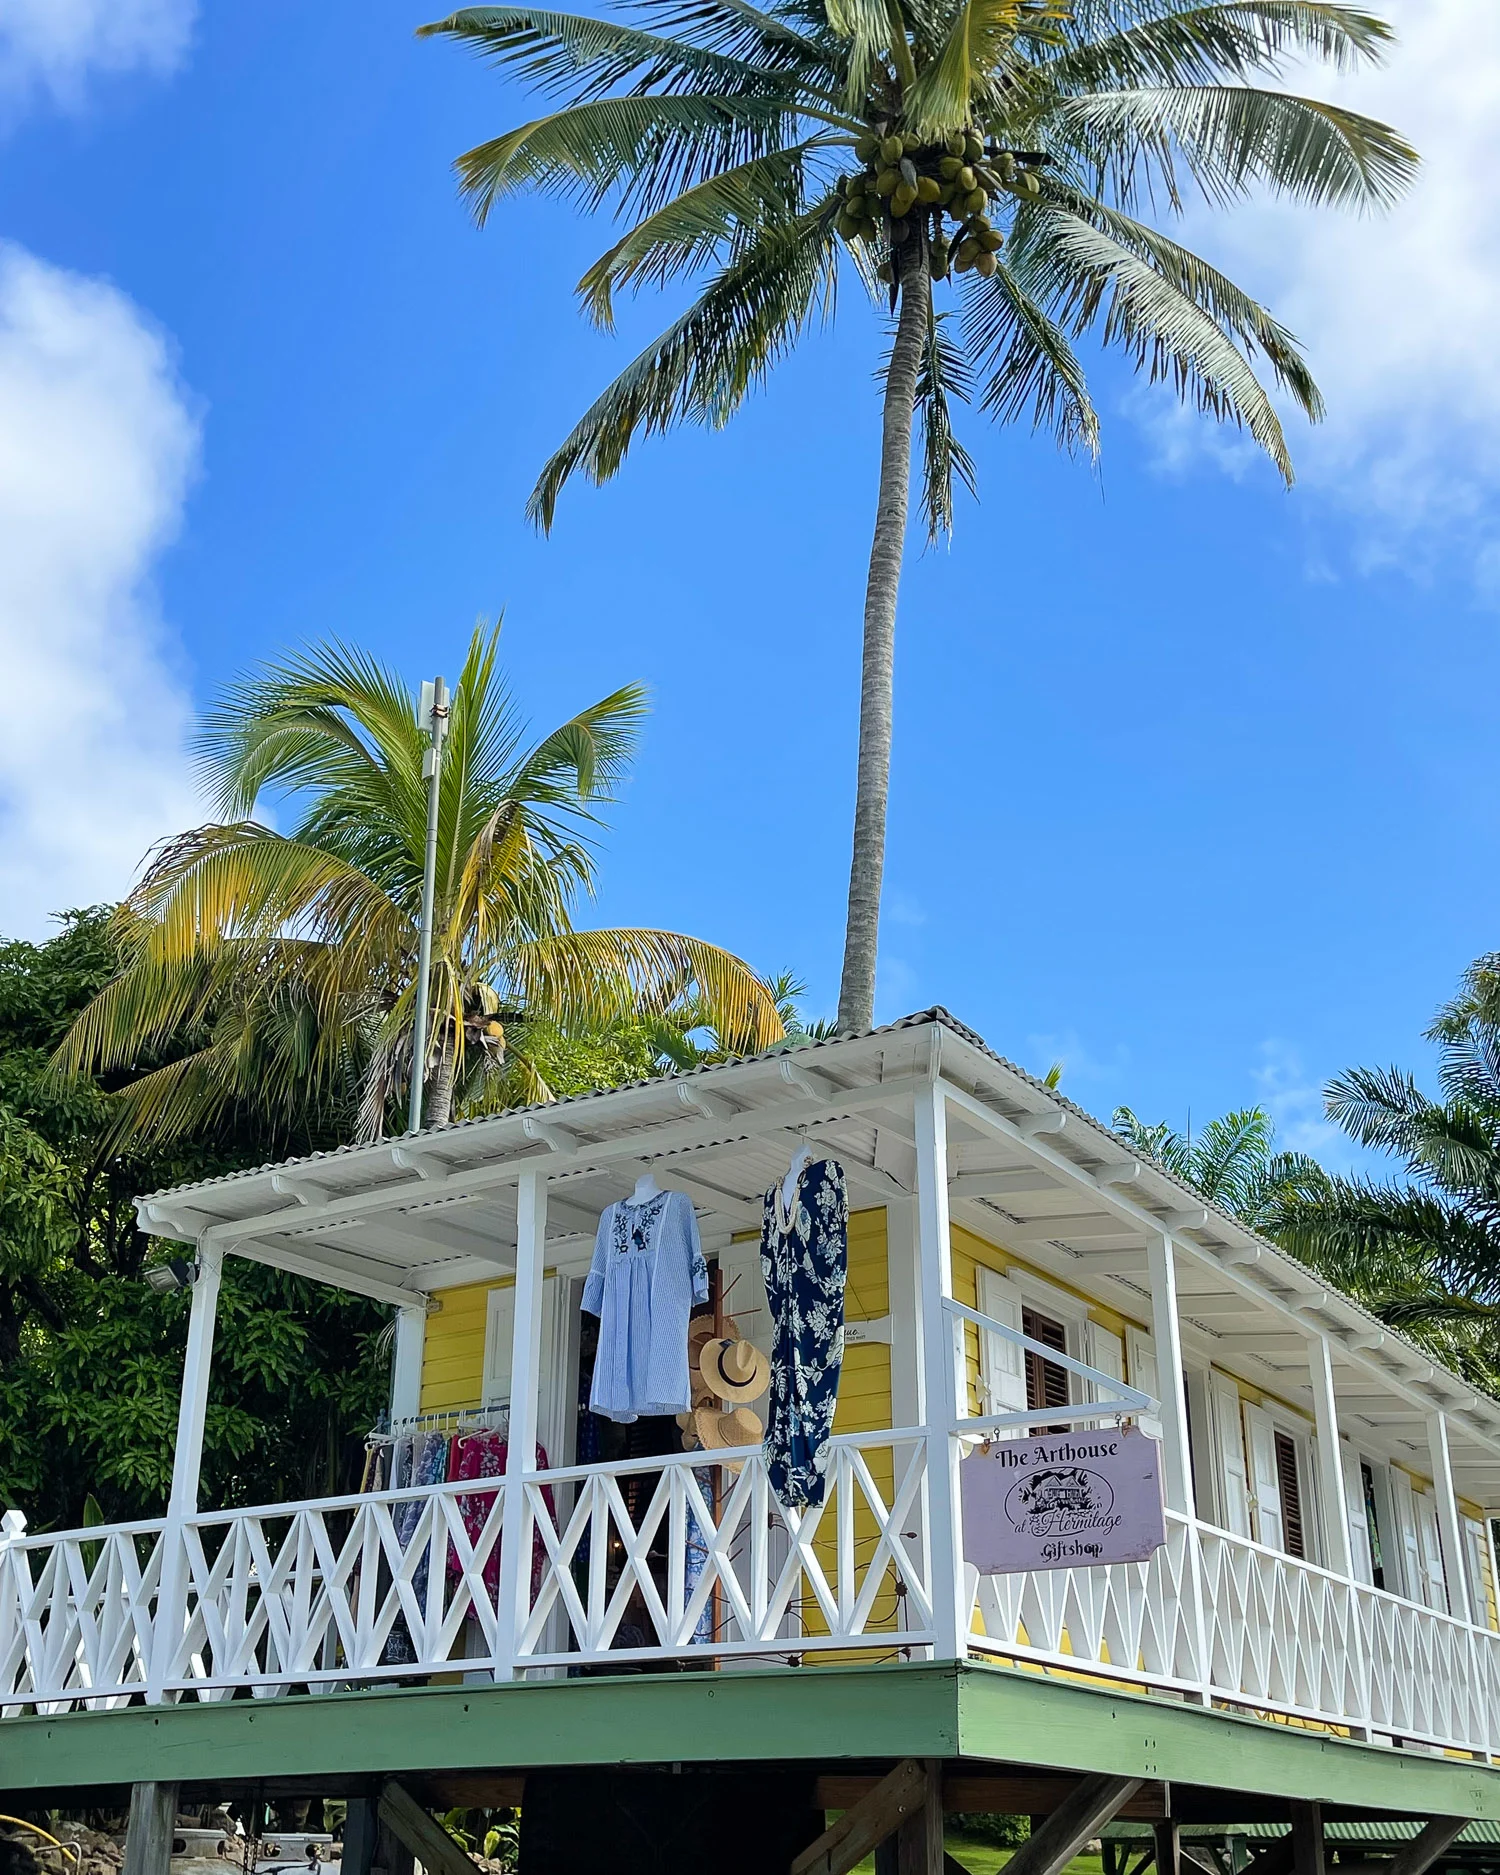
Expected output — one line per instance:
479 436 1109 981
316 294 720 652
960 1424 1166 1573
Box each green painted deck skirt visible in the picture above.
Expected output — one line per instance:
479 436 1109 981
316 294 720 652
5 1662 1500 1818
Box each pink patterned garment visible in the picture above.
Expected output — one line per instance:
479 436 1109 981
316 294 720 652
446 1431 554 1603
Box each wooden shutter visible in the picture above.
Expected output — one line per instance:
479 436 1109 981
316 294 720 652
483 1278 559 1439
1209 1377 1252 1537
1341 1443 1374 1584
1416 1489 1450 1613
1125 1326 1158 1403
1462 1517 1489 1626
976 1268 1027 1418
1022 1306 1070 1412
1389 1468 1425 1605
1273 1429 1306 1560
1086 1322 1125 1406
1244 1405 1285 1551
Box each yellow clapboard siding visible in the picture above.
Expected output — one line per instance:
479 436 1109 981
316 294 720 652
419 1280 497 1413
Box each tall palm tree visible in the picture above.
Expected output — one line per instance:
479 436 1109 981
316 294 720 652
56 627 782 1143
420 0 1416 1031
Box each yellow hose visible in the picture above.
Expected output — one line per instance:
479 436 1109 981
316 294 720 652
0 1818 79 1864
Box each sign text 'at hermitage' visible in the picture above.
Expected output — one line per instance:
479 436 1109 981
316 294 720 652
959 1424 1167 1572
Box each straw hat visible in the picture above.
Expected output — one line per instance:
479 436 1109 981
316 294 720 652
689 1314 737 1352
692 1404 763 1460
698 1335 770 1404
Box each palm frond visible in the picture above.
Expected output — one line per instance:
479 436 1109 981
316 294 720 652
578 138 841 323
961 255 1099 452
451 95 826 228
1008 195 1297 481
908 304 979 541
1054 84 1417 211
1048 2 1397 91
529 202 839 527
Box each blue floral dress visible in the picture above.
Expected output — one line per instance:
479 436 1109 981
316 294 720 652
760 1158 848 1509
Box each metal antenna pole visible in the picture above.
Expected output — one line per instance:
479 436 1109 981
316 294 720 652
408 676 450 1134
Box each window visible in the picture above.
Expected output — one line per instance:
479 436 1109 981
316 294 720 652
1023 1306 1070 1413
1361 1461 1387 1591
1273 1430 1306 1560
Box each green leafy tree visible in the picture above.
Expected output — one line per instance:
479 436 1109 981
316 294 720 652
57 625 782 1143
0 912 389 1530
421 0 1416 1031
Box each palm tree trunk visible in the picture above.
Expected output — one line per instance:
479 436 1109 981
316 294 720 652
836 241 930 1035
426 1030 458 1129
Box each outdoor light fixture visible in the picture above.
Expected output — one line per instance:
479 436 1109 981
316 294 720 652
143 1257 199 1295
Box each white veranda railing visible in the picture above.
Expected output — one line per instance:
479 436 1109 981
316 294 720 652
0 1429 932 1712
5 1429 1500 1757
968 1513 1500 1756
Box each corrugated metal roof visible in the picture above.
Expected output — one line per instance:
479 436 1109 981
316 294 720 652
1104 1822 1500 1844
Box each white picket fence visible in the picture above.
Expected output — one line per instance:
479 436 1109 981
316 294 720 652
6 1440 1500 1756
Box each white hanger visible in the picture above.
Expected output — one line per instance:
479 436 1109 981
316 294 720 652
782 1135 813 1211
630 1172 663 1206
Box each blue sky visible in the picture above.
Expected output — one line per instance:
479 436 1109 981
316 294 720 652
0 0 1495 1165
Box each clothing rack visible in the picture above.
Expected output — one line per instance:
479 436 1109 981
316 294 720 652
370 1403 510 1444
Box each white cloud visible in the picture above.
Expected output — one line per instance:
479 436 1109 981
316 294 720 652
0 0 194 108
0 242 201 938
1133 1 1500 583
1025 1029 1132 1095
1250 1040 1364 1172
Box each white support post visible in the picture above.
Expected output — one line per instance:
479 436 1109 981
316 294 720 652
1309 1334 1354 1580
496 1169 547 1678
913 1083 966 1663
1427 1411 1470 1620
390 1304 427 1423
148 1242 223 1703
1144 1235 1195 1519
1145 1233 1209 1700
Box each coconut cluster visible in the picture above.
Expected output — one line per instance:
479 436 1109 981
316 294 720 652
835 127 1041 281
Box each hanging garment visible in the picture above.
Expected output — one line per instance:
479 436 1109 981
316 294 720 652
583 1189 708 1422
382 1429 449 1665
445 1432 557 1604
684 1464 716 1644
760 1158 848 1509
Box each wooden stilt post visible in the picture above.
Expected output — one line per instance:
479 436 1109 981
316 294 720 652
1388 1819 1467 1875
896 1761 944 1875
1155 1821 1182 1875
995 1777 1143 1875
123 1783 178 1875
341 1798 378 1875
1290 1803 1324 1875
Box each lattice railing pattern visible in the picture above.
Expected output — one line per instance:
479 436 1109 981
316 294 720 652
0 1521 166 1715
520 1431 933 1664
5 1437 1500 1754
968 1510 1202 1695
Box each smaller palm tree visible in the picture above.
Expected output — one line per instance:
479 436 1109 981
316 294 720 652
57 626 782 1143
1270 955 1500 1387
1113 1104 1328 1236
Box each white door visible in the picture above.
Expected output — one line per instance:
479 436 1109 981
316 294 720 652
976 1268 1027 1421
1389 1468 1425 1604
1415 1488 1450 1613
1244 1404 1285 1551
1210 1376 1252 1538
1341 1443 1374 1585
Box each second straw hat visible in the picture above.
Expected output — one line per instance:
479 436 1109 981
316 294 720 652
698 1335 770 1403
